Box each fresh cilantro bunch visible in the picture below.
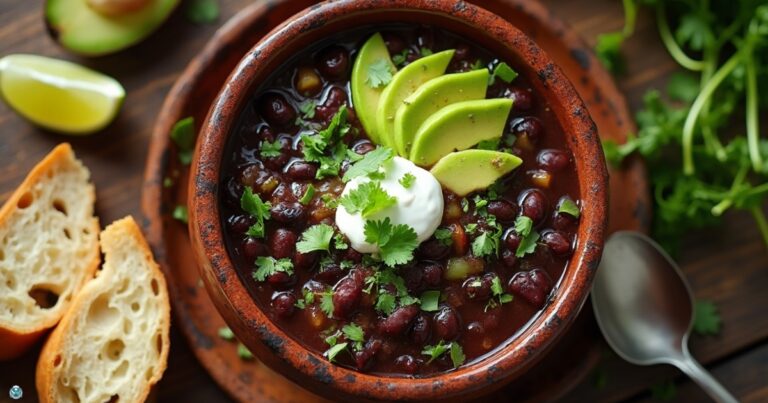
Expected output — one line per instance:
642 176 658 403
301 105 353 179
600 0 768 253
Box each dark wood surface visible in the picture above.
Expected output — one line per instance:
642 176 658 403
0 1 766 402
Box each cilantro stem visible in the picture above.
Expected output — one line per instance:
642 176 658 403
711 164 747 216
698 47 727 162
745 56 763 173
621 0 637 37
655 5 704 71
750 206 768 249
682 50 742 175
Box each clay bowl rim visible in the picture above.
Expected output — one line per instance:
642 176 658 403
189 0 608 400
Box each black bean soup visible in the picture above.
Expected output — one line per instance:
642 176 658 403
220 26 580 376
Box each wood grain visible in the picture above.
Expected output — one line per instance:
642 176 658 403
0 0 766 402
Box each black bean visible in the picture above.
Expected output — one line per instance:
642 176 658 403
542 230 572 256
433 306 460 341
520 189 548 225
333 271 364 318
285 161 318 181
537 149 571 172
503 87 533 111
354 337 382 370
487 200 518 223
462 275 492 301
395 354 419 374
383 33 406 54
511 117 544 144
294 250 319 271
421 262 443 287
228 214 254 233
241 237 267 261
272 291 297 318
409 313 432 344
418 239 450 260
378 305 419 336
317 46 350 80
352 141 376 155
501 249 518 268
270 202 306 224
259 93 296 128
507 268 553 308
270 228 297 259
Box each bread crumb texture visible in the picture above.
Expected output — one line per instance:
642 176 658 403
0 144 98 332
45 217 170 403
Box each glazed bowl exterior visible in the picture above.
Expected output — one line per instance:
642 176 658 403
189 0 608 401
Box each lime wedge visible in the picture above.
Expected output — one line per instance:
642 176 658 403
0 54 125 134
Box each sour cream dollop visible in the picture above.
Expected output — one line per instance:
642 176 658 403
335 156 444 253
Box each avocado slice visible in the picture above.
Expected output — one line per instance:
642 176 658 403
393 69 489 156
376 50 455 148
430 150 522 196
410 98 513 166
350 33 396 146
45 0 179 56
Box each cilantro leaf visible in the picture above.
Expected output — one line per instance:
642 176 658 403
301 106 351 179
421 340 449 364
321 194 339 209
240 187 271 238
419 47 433 57
299 184 315 205
218 326 235 341
364 218 419 267
333 233 349 250
172 205 188 224
477 138 501 150
514 216 533 236
434 227 453 246
296 224 335 254
491 276 504 296
420 290 440 312
342 324 365 342
375 292 397 315
693 300 722 336
667 72 700 103
170 116 195 165
450 342 466 368
399 295 420 306
489 62 518 85
260 139 283 158
471 232 496 257
595 32 625 74
392 50 409 67
366 59 394 88
342 147 394 182
340 181 397 218
557 198 581 218
399 173 416 188
252 257 294 282
324 342 348 362
515 230 540 258
320 291 335 317
298 99 317 119
185 0 219 24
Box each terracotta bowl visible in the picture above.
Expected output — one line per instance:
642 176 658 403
189 0 608 401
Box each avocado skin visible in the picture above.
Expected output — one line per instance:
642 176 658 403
394 69 489 157
410 98 513 167
430 149 522 196
45 0 179 56
376 49 454 148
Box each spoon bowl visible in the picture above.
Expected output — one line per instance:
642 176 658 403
592 231 737 403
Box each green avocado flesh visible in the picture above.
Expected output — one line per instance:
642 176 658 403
393 69 489 157
45 0 179 56
350 33 396 146
376 49 454 148
409 98 513 166
430 150 522 196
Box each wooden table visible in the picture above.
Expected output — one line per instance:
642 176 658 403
1 1 766 402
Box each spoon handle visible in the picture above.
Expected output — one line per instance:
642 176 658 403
676 354 739 403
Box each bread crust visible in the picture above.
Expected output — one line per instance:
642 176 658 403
36 216 171 403
0 144 100 360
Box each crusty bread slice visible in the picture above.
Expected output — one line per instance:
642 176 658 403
0 143 100 360
36 216 171 403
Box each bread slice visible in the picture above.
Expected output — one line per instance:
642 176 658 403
36 216 171 403
0 143 100 360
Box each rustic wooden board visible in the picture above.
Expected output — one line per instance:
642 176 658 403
0 0 766 402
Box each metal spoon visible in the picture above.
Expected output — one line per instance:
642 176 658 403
591 231 738 403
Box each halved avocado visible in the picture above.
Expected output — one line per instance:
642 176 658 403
350 33 396 146
430 150 522 196
45 0 179 56
410 98 513 166
376 50 454 148
393 69 489 157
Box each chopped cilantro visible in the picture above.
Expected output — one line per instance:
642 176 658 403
252 257 294 282
301 106 351 179
240 187 271 238
693 300 722 336
340 181 397 218
471 232 497 258
342 146 394 182
422 340 449 364
320 291 335 317
324 329 340 347
259 139 283 158
298 99 317 119
366 59 394 88
363 218 419 267
296 224 335 254
342 324 365 350
450 342 466 368
477 138 501 150
514 216 540 257
595 32 626 74
375 292 397 315
486 276 514 311
399 173 416 188
399 295 420 306
170 116 195 165
471 59 485 70
185 0 219 24
558 198 581 218
333 233 349 250
464 223 478 234
514 216 533 236
489 62 518 85
420 47 433 57
172 205 188 224
434 227 453 246
420 290 440 312
321 194 339 209
163 177 174 188
324 342 348 362
237 343 254 360
299 184 315 205
218 326 235 341
392 49 410 67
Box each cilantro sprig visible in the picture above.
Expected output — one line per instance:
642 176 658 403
296 224 335 254
240 187 271 238
514 216 540 258
340 181 397 218
252 257 294 282
364 218 419 267
342 146 394 182
421 341 465 368
301 106 352 179
366 59 394 88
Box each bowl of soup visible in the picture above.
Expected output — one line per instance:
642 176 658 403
189 0 608 400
